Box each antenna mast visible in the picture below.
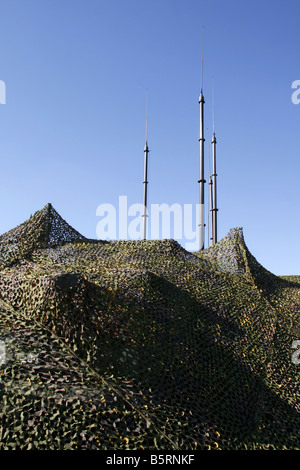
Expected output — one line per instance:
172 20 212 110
142 89 149 240
198 26 206 250
209 176 213 245
211 77 218 245
208 139 213 246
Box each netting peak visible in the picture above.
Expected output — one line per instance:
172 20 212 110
0 204 87 265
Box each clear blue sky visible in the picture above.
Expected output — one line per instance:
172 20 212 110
0 0 299 275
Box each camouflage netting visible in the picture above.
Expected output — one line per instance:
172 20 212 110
0 204 299 450
0 203 87 267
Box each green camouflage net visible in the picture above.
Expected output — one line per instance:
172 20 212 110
0 204 299 450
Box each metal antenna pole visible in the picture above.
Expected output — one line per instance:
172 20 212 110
211 77 218 245
209 176 213 245
143 89 149 240
198 26 206 250
207 182 210 248
208 137 213 246
201 27 204 94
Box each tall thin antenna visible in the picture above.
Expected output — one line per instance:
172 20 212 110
211 77 218 245
212 76 215 135
208 134 213 246
142 89 149 240
198 26 206 250
209 176 213 246
145 88 148 143
201 26 204 92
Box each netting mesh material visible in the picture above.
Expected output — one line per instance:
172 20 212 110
0 204 299 450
